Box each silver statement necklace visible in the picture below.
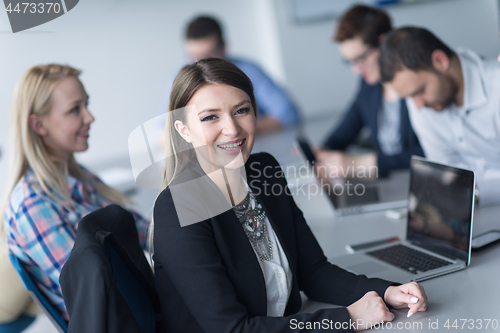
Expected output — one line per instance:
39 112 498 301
232 190 273 261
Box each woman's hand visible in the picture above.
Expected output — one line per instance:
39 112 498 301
314 150 345 182
313 149 378 179
313 148 346 167
346 291 395 331
384 282 428 318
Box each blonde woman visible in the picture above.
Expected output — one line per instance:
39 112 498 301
152 58 428 332
1 64 149 323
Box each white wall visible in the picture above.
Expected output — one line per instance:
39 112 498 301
0 0 283 192
274 0 500 119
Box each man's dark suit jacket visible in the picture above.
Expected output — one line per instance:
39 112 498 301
153 152 397 333
323 80 424 176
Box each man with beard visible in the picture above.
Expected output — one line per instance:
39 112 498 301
379 27 500 205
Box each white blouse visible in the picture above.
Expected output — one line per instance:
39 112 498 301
235 180 293 316
249 214 293 317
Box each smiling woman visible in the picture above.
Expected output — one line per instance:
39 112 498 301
0 64 150 325
152 58 429 333
31 75 94 161
174 84 256 171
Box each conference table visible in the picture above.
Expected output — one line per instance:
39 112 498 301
126 115 500 332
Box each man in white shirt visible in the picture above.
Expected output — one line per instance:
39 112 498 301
378 27 500 205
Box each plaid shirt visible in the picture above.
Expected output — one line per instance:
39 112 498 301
4 166 149 321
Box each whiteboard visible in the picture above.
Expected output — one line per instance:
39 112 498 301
291 0 445 24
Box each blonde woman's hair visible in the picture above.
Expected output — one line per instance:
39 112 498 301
1 64 130 236
148 58 257 252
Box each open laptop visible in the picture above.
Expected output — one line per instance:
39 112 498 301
330 157 475 283
296 135 407 216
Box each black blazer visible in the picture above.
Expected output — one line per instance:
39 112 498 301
60 205 160 333
153 153 396 333
323 80 424 176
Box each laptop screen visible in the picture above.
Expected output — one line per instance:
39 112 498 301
407 157 475 263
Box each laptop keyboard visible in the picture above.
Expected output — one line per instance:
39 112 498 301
367 244 453 274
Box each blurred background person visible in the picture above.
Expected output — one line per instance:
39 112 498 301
317 5 424 178
158 15 301 134
1 64 150 323
379 27 500 205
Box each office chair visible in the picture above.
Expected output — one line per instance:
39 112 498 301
60 204 160 333
8 253 68 333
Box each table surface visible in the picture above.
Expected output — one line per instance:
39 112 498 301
125 115 500 332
